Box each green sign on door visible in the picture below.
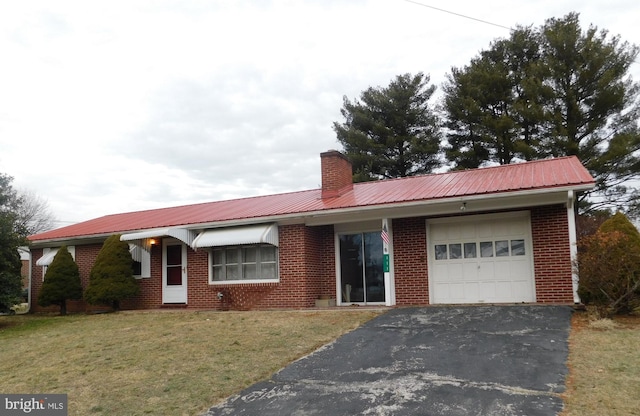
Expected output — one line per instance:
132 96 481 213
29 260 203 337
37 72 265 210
383 254 390 273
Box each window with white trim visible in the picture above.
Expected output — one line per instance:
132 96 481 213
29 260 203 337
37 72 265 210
209 244 278 283
129 244 151 279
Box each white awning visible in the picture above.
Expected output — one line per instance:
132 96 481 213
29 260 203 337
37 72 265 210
120 228 196 247
192 224 279 249
129 244 144 262
36 248 59 266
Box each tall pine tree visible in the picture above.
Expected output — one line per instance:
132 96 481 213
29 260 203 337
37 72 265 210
443 13 640 215
0 173 25 312
333 72 442 181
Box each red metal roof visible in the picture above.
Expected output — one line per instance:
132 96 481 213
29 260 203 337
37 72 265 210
29 156 594 242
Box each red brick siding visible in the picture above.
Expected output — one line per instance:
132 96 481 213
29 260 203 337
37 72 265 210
206 224 335 310
392 217 430 305
123 225 337 311
320 151 353 198
29 226 337 313
531 205 574 303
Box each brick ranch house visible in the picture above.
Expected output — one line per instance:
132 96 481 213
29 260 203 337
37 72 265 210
27 150 595 312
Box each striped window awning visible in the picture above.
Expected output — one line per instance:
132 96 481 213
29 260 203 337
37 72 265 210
36 248 59 266
192 223 279 249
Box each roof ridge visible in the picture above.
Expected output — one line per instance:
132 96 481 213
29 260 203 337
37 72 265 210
352 156 580 187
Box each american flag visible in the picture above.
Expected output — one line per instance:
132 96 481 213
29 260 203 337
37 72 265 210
381 223 390 245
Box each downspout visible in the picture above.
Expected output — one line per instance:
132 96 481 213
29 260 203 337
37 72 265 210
27 249 32 313
567 190 580 303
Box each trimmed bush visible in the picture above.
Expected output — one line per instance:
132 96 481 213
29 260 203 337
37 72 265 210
84 234 139 311
577 212 640 315
37 246 83 315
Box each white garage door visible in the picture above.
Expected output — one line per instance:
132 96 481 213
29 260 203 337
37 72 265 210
428 212 535 304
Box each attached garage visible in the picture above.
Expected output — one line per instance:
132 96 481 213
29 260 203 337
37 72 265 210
428 212 535 304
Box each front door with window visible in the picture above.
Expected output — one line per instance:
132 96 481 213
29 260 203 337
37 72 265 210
339 232 385 304
163 241 187 304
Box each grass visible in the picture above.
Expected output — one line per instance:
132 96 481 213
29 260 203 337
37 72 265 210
0 309 380 416
2 308 638 416
561 312 640 416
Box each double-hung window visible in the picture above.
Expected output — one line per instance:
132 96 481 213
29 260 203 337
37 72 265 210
210 244 278 283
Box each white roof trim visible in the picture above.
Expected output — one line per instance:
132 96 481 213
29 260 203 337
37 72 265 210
192 223 279 249
120 228 196 246
36 248 59 266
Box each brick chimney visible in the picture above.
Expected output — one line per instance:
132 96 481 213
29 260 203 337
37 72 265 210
320 150 353 199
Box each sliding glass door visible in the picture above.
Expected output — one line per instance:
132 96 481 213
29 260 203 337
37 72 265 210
339 232 384 304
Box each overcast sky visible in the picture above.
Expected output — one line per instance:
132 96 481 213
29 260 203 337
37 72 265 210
1 0 639 228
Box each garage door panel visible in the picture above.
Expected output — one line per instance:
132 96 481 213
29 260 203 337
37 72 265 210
494 261 511 277
509 221 527 235
492 222 510 236
464 282 480 300
477 223 493 238
431 226 449 241
428 213 535 304
478 263 495 279
460 223 476 239
509 259 530 276
462 263 477 281
432 263 449 281
495 282 515 299
432 283 449 302
479 281 496 301
447 263 463 281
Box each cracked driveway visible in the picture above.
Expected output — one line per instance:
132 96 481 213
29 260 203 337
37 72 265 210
204 305 573 415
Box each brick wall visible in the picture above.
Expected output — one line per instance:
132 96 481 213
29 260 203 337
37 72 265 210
203 224 336 310
320 150 353 198
531 205 574 303
29 225 337 313
392 217 430 305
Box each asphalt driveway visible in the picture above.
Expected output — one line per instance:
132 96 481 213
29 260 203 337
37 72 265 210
204 305 573 416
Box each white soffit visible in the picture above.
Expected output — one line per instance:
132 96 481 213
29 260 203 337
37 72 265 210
192 223 279 249
120 228 196 246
